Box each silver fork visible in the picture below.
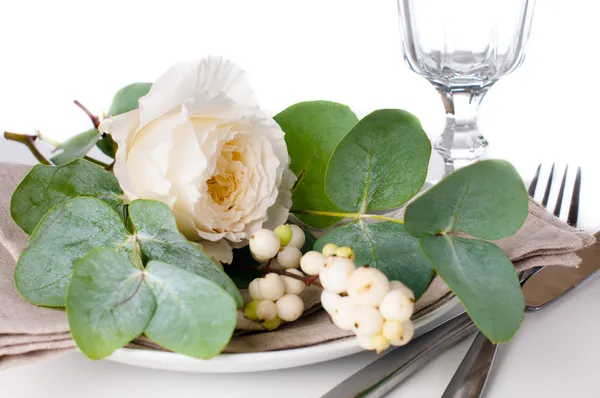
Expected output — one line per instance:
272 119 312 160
442 164 582 398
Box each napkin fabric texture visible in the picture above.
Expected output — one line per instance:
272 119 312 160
0 163 594 369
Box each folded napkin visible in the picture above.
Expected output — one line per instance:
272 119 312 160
0 163 594 370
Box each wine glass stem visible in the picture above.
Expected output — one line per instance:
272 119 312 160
434 87 490 168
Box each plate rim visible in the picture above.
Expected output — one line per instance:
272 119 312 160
106 296 461 373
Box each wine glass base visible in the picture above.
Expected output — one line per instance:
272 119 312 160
433 134 489 161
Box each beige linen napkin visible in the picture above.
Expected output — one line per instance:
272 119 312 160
0 163 594 369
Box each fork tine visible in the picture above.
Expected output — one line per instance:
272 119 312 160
553 166 568 217
528 164 541 197
567 167 581 227
541 163 555 207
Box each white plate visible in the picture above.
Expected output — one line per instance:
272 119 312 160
106 297 462 373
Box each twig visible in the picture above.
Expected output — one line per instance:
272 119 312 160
4 132 52 165
267 268 323 289
83 156 110 168
74 100 100 128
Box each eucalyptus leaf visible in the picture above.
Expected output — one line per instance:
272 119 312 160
67 248 156 359
404 160 528 240
326 109 431 213
420 235 524 342
51 129 101 165
11 159 125 234
275 101 358 228
15 198 133 307
96 134 118 159
144 261 237 359
128 200 243 307
315 221 433 299
108 83 152 116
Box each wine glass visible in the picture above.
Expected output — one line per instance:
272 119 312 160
397 0 536 170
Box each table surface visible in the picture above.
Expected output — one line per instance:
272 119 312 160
1 0 600 396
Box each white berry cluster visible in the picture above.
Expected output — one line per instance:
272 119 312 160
301 243 416 353
245 224 307 330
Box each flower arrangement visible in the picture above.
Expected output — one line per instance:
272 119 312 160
4 56 528 360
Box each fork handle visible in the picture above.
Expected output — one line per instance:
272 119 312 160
441 331 498 398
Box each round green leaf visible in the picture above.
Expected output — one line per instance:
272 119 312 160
15 197 133 307
144 260 237 359
315 221 434 299
326 109 431 213
67 248 156 359
405 160 528 240
275 101 358 228
128 200 243 307
108 83 152 117
96 134 118 159
11 159 125 234
420 235 524 342
50 128 101 165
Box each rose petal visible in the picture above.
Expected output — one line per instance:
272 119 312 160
138 56 258 130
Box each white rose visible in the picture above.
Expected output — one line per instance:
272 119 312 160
99 56 295 264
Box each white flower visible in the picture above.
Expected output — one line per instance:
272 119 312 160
99 56 295 263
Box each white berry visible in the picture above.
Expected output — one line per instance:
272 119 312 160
288 224 306 249
332 296 357 330
273 224 293 246
277 246 302 269
281 269 306 295
391 321 414 346
249 229 280 261
276 294 305 322
370 332 391 354
390 280 415 300
258 273 285 301
320 256 356 294
321 243 339 257
347 267 390 307
256 300 278 321
379 290 414 322
335 246 355 261
351 306 383 337
248 278 263 300
320 290 341 315
382 320 404 341
357 335 375 350
300 251 326 276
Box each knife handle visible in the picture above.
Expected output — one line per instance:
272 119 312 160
441 331 498 398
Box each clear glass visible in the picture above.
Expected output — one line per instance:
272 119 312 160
397 0 536 169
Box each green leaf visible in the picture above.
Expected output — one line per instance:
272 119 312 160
15 198 133 307
420 235 524 342
127 200 243 307
50 129 101 165
326 109 431 213
108 83 152 116
144 261 237 359
404 160 528 240
275 101 358 228
11 159 125 234
315 221 434 299
67 248 156 359
96 134 118 159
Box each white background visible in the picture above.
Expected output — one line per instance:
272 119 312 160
1 0 600 397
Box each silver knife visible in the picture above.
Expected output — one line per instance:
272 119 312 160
322 311 476 398
323 235 600 398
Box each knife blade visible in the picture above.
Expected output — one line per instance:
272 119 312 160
523 231 600 310
323 234 600 398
